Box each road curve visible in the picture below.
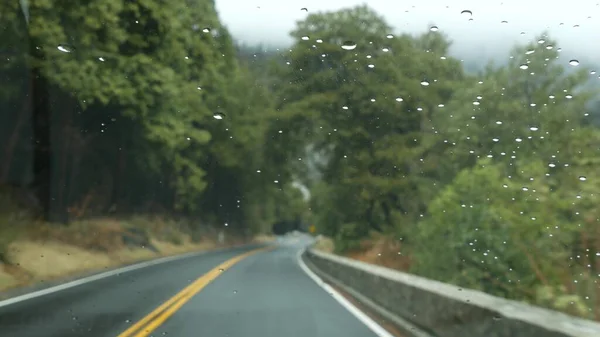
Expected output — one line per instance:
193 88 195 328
0 235 386 337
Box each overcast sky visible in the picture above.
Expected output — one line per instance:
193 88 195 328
215 0 600 66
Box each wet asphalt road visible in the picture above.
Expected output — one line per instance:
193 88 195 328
0 235 380 337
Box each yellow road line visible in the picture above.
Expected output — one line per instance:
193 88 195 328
117 246 271 337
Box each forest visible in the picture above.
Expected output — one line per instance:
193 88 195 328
1 1 600 320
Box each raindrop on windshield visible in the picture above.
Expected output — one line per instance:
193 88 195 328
98 57 105 62
579 176 587 181
461 10 473 17
519 64 529 70
430 26 439 32
57 44 73 53
301 7 308 12
569 59 580 66
529 126 539 131
301 36 310 41
420 80 430 86
202 27 211 33
213 112 225 120
341 41 357 50
386 34 394 39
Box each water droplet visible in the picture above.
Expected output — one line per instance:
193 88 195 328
496 121 503 125
316 39 323 43
382 48 389 52
438 104 444 107
591 70 597 75
430 26 439 32
420 80 430 86
461 10 473 17
522 187 529 191
565 94 573 99
233 290 238 294
472 101 480 106
57 44 73 53
301 7 308 12
186 137 191 141
342 106 349 110
341 41 357 50
529 126 539 131
545 45 554 50
301 36 310 41
274 180 279 184
515 138 523 142
368 64 375 68
519 64 529 70
569 59 580 66
525 49 535 55
493 315 503 321
579 176 587 181
256 169 261 173
213 112 225 120
386 34 394 39
98 57 105 62
548 163 556 168
202 27 211 33
492 138 499 142
197 86 202 90
501 20 508 24
219 268 224 272
538 39 545 44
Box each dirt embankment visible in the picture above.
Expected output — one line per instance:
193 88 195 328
313 234 411 271
0 217 273 294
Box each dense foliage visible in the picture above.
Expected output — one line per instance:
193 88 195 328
270 6 600 319
0 0 304 234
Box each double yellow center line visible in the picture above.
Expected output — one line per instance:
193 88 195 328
117 246 271 337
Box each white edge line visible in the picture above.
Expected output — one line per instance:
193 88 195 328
0 245 251 309
296 248 395 337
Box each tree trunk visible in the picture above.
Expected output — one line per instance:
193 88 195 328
30 59 52 221
1 92 30 184
56 105 73 223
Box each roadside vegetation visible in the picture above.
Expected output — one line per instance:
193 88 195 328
268 6 600 321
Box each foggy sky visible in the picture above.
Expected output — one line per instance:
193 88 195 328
215 0 600 67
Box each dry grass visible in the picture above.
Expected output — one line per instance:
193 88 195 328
0 216 264 293
313 235 335 253
253 234 276 243
315 234 411 271
346 234 412 271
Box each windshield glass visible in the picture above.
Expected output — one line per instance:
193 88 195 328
1 1 600 336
